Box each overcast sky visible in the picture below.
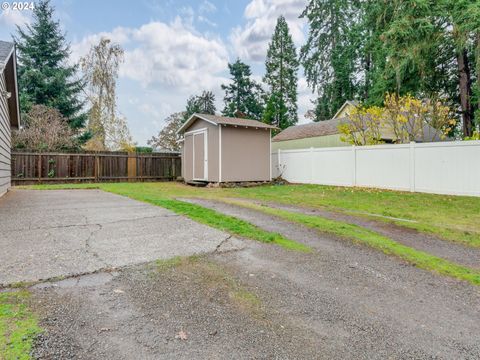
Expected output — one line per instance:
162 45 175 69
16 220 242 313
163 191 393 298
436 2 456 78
0 0 315 145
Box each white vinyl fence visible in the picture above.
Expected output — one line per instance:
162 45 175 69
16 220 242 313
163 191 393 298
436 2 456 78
271 140 480 197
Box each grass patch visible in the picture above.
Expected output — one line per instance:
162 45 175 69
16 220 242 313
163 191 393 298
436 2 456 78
0 291 41 360
230 184 480 247
148 198 311 252
198 261 262 314
152 255 262 314
155 255 203 272
225 199 480 286
155 256 184 271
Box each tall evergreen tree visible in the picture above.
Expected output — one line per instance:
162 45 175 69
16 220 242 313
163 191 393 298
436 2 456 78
221 59 264 120
263 16 299 129
183 95 201 122
300 0 359 121
15 0 86 130
183 90 216 122
195 90 216 114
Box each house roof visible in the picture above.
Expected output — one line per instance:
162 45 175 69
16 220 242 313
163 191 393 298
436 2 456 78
332 100 359 119
0 40 20 129
273 117 445 143
178 113 277 134
0 41 14 68
272 118 346 142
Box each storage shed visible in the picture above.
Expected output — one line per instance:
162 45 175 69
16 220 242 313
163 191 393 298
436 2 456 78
178 114 277 183
0 41 20 197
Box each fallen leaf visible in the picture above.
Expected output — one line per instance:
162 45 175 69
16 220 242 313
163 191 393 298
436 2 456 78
175 330 188 340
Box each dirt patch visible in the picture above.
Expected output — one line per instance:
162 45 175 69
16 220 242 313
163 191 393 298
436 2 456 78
30 256 319 359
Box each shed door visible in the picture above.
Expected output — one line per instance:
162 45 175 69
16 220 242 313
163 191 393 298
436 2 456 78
193 131 208 180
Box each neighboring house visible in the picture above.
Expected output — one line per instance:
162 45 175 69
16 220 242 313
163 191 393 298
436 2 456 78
332 100 359 120
0 41 20 197
273 100 445 151
178 113 277 183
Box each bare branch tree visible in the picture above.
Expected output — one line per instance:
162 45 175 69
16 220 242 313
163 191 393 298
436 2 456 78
12 105 76 151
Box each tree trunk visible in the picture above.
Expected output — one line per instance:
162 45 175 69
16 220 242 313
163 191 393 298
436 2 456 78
457 47 474 137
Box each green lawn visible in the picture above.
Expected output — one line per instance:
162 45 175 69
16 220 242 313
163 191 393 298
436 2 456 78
28 182 480 247
0 291 41 360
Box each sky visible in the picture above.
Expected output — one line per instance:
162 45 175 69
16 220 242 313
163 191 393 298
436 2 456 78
0 0 315 145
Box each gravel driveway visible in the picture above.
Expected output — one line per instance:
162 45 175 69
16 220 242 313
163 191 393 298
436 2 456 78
2 190 480 359
0 190 236 286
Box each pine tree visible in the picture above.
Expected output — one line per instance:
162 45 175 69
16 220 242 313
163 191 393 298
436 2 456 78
221 59 264 120
183 90 216 122
300 0 359 121
263 16 298 129
15 0 86 130
196 90 216 114
183 96 200 122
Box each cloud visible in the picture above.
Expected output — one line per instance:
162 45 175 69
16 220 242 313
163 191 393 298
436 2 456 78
230 0 308 62
0 8 31 38
72 18 229 93
199 0 217 14
71 17 231 144
198 15 217 27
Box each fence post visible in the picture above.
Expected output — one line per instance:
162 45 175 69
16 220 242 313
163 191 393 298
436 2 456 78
127 152 137 181
310 147 314 183
171 157 176 179
278 148 282 178
94 154 99 182
409 141 416 192
37 154 42 183
352 145 356 187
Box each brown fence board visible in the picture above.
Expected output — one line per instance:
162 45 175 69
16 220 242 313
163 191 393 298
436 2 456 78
11 151 181 185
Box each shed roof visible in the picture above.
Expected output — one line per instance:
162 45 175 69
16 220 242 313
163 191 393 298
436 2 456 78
272 118 345 142
178 113 277 134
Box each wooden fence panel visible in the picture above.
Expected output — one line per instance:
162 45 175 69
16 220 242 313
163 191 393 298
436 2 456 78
11 151 181 185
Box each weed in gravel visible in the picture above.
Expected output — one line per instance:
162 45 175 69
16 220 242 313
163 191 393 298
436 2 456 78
152 256 262 316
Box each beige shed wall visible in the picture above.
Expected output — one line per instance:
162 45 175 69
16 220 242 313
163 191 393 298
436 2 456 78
181 119 219 182
0 71 11 196
220 126 270 182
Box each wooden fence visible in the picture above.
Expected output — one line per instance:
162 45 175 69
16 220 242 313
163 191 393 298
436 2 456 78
11 151 182 185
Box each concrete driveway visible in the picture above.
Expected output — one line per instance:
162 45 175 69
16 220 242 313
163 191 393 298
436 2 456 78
0 189 236 286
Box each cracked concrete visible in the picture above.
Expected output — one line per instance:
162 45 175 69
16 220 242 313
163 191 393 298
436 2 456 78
0 189 242 286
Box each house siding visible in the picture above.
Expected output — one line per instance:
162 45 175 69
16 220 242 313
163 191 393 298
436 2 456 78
272 134 347 151
0 70 11 196
333 103 356 119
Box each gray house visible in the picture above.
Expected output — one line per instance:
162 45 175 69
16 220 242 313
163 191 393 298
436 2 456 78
178 114 276 183
0 41 20 196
